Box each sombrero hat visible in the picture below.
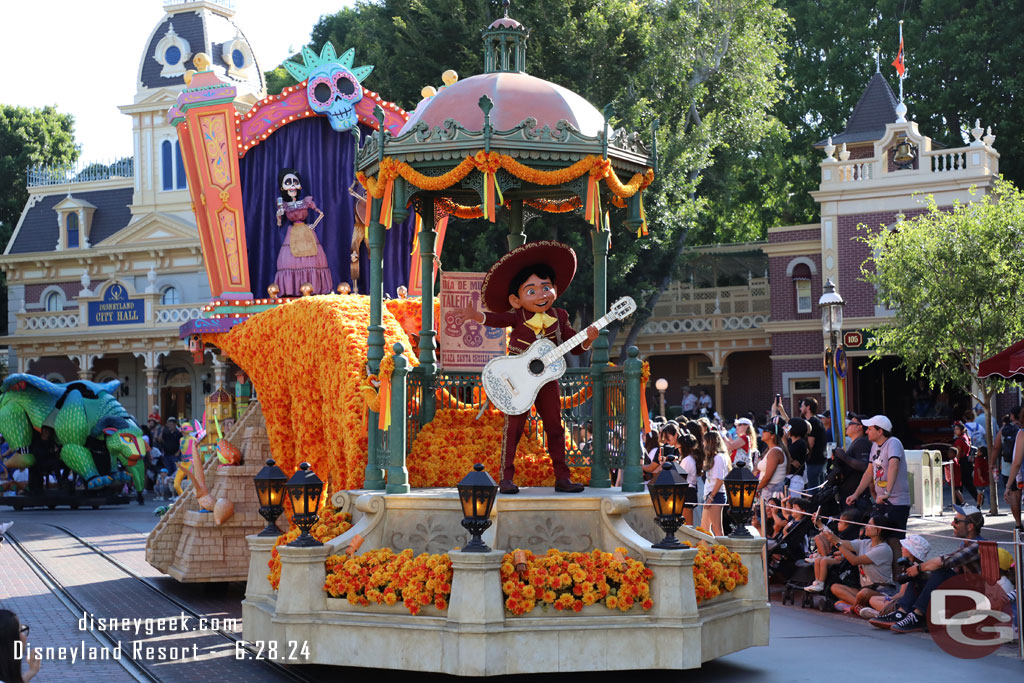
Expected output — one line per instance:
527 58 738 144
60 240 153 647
480 241 577 313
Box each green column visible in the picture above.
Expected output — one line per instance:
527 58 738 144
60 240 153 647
386 343 410 494
418 209 437 424
364 198 386 490
507 199 525 250
589 226 611 488
622 346 643 492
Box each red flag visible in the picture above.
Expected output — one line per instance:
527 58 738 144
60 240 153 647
891 37 905 77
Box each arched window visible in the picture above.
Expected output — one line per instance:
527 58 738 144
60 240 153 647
792 263 812 314
66 212 79 248
174 142 187 189
161 140 187 191
162 140 173 191
44 291 63 312
161 285 182 306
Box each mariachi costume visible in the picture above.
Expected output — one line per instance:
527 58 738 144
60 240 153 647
480 241 588 490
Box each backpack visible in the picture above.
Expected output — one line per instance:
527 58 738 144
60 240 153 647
1001 423 1019 464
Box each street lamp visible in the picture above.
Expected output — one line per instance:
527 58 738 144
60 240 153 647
253 458 287 536
655 377 668 419
457 463 498 552
647 455 688 549
723 461 759 537
819 279 847 445
819 278 845 349
285 462 324 547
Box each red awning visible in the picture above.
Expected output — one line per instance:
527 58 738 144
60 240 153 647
978 339 1024 379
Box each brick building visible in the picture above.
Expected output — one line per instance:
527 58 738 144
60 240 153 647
628 71 1003 439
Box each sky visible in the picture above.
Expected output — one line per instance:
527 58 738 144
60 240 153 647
1 0 353 162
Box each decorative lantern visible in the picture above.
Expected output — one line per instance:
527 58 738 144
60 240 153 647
285 462 324 547
818 278 845 343
253 459 287 536
723 461 759 537
456 463 498 552
647 455 688 549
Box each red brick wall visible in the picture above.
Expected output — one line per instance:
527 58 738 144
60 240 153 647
770 253 822 322
25 282 79 309
769 227 820 243
722 350 772 418
836 208 932 318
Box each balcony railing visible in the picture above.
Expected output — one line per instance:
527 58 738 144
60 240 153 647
26 157 134 188
16 301 202 334
642 279 770 336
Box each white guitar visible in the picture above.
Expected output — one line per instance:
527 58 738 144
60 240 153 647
481 296 637 415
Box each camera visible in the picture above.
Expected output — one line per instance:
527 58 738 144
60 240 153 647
894 557 916 584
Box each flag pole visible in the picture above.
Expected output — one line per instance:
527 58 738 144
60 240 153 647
898 20 904 104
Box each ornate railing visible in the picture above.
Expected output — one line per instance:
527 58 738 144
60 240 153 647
20 312 79 331
26 157 134 187
643 279 770 335
375 361 637 481
155 305 203 324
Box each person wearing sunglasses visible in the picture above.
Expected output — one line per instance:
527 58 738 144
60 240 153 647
831 415 872 509
0 610 41 682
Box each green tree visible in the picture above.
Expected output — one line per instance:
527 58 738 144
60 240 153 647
279 0 790 358
860 178 1024 513
0 105 78 337
0 105 79 245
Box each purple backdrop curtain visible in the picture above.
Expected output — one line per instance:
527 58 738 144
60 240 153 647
239 116 414 298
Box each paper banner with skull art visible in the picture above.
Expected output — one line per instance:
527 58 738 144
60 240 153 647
282 44 373 132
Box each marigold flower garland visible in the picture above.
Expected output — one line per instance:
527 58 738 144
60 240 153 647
358 153 653 201
324 548 453 615
267 508 353 590
499 548 654 615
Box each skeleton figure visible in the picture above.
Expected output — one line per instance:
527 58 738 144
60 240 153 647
282 44 374 133
274 168 332 295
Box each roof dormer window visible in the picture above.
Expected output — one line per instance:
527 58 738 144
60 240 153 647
53 194 95 251
221 30 254 79
154 24 192 79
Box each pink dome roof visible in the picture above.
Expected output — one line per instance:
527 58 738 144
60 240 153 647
399 72 605 138
488 16 523 29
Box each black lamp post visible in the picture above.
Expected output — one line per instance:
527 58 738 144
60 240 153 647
457 463 498 552
647 455 688 549
253 458 288 536
285 462 324 547
723 461 759 537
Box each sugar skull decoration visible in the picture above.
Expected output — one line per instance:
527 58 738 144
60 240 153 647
282 43 373 132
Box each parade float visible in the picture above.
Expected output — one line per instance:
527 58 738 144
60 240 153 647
154 4 768 673
0 375 145 509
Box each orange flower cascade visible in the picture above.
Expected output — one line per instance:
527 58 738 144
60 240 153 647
324 548 453 615
499 548 654 615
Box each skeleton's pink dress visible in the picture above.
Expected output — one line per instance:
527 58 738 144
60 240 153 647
275 196 332 295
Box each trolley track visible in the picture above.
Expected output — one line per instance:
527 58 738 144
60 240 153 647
5 522 318 683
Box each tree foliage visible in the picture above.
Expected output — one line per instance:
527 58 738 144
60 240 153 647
861 177 1024 508
270 0 790 356
0 105 79 246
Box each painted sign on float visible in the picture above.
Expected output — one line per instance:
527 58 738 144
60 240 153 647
88 284 143 326
439 272 506 371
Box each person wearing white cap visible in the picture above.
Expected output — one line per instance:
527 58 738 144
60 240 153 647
845 415 911 532
725 417 754 466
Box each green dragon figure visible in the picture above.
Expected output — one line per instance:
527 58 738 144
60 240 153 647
0 374 146 490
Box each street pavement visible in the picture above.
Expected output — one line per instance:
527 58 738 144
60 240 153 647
0 493 1020 681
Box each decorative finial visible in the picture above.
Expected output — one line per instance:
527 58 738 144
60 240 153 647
193 53 211 71
824 136 836 162
503 0 511 17
875 50 880 73
971 119 984 146
421 85 437 99
838 142 850 161
895 101 907 123
442 70 458 87
983 126 996 147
